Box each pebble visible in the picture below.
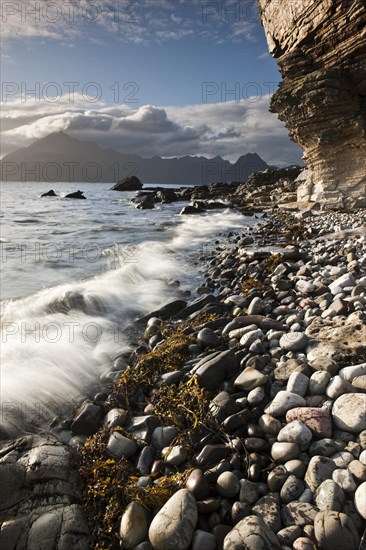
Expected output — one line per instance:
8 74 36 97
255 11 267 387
277 421 313 446
286 372 309 396
215 472 240 498
286 407 332 438
281 502 318 527
223 515 280 550
354 481 366 519
106 432 137 460
314 511 360 550
185 469 210 500
315 479 345 511
332 393 366 433
271 442 300 462
332 469 356 492
162 445 188 466
148 489 197 550
279 332 308 352
304 456 336 492
119 501 150 549
197 328 219 348
265 391 306 417
191 530 216 550
234 367 268 391
280 475 305 504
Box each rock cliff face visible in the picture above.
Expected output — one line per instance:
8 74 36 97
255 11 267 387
258 0 366 209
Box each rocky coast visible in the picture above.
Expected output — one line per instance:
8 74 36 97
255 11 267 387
1 204 365 550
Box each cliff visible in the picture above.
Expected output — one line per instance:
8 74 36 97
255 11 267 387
258 0 366 209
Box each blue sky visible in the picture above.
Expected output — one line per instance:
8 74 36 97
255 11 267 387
1 0 303 165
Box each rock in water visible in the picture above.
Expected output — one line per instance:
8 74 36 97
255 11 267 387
223 515 280 550
111 176 143 191
258 0 366 209
148 489 197 550
65 190 86 199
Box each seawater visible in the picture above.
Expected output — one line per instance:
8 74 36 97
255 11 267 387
0 181 255 436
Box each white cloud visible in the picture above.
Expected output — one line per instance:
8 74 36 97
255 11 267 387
1 95 303 165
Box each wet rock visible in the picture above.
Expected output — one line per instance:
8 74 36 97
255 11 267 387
195 445 231 467
162 445 188 466
151 426 178 450
197 328 219 348
185 469 210 500
71 402 103 436
111 175 143 191
102 408 128 430
191 530 216 550
107 432 137 460
148 489 197 550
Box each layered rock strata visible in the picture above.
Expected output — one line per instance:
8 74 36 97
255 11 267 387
258 0 366 209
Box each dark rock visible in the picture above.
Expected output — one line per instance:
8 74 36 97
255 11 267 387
180 204 205 215
71 402 103 436
193 350 239 390
111 176 143 191
41 189 58 197
195 445 231 467
65 190 86 199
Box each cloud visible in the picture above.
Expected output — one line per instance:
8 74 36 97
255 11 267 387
0 0 260 49
1 94 303 165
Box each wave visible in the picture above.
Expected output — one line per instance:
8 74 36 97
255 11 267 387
0 210 248 437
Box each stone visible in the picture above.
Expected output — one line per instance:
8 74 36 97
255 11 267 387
223 515 280 550
111 175 143 191
70 402 103 436
354 482 366 519
277 421 313 446
280 332 308 352
315 479 345 512
277 526 302 547
280 475 305 504
103 408 128 430
314 511 360 550
309 372 331 395
197 328 219 348
215 472 240 498
240 329 264 347
185 469 210 501
293 537 316 550
119 501 150 549
286 372 309 396
258 414 282 436
234 367 268 391
191 530 216 550
162 445 188 466
305 456 336 492
247 297 265 315
326 376 355 400
239 479 261 505
281 502 318 527
332 393 366 433
286 407 332 439
195 445 230 467
151 426 178 450
267 465 289 492
193 350 239 390
329 274 356 295
252 494 281 534
231 501 251 524
309 439 339 457
148 489 197 550
332 469 356 493
265 391 306 417
271 442 300 462
106 432 137 460
348 459 366 482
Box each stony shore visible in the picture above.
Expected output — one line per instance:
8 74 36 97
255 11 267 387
1 207 366 550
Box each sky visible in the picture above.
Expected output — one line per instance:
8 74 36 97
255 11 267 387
0 0 303 165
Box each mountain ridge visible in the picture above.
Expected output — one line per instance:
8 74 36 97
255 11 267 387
0 131 269 185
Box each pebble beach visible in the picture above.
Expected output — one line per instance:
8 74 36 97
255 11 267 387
1 206 366 550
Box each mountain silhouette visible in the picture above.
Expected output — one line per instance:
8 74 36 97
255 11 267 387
0 132 269 185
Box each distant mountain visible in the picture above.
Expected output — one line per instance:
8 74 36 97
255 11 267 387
0 132 269 185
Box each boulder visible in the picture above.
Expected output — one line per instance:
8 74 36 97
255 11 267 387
111 176 143 191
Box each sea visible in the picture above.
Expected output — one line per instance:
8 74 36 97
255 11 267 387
0 181 256 436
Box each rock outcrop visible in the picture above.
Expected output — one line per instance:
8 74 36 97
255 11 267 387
258 0 366 209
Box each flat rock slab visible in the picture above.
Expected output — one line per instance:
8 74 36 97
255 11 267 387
0 435 89 549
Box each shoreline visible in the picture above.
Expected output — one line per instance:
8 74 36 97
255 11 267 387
1 207 366 549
